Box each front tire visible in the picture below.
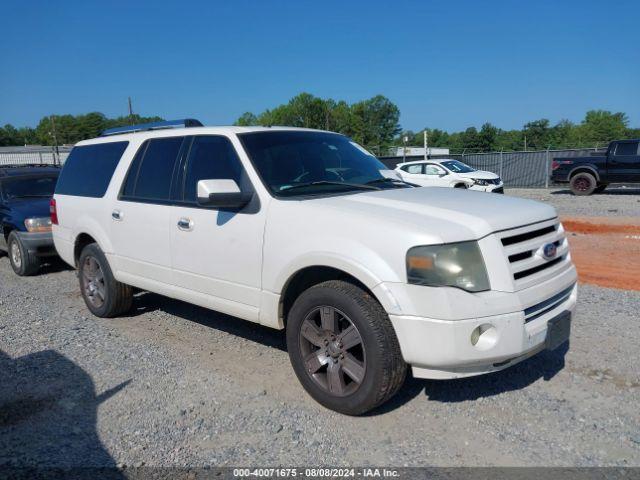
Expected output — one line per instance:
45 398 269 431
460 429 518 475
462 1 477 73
8 232 40 276
78 243 133 318
286 280 406 415
454 183 467 189
570 172 597 195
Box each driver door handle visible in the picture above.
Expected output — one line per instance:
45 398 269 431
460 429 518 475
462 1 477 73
177 218 194 231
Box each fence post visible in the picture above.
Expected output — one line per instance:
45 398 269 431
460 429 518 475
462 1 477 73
545 148 550 188
499 150 503 179
38 152 43 164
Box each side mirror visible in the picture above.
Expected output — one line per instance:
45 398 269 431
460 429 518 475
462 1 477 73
197 179 253 209
438 171 448 177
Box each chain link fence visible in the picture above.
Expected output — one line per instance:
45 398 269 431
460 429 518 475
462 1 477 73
1 145 605 188
0 146 72 167
379 148 605 188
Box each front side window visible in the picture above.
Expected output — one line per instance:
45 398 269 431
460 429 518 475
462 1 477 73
183 136 247 203
441 160 475 173
121 137 184 201
56 141 128 197
425 164 445 175
239 131 395 197
615 142 639 156
2 175 58 200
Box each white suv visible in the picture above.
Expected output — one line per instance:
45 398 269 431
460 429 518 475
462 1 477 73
396 159 504 193
52 120 577 415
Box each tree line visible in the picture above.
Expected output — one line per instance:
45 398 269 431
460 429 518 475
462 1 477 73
0 113 163 147
1 94 637 154
398 110 640 153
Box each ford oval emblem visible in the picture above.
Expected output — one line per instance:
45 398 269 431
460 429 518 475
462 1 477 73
543 242 557 260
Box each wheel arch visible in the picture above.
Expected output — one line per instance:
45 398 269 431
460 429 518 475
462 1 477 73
274 261 396 330
569 165 600 182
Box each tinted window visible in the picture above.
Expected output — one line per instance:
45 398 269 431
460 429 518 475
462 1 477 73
239 131 392 197
441 160 475 173
56 142 128 197
615 142 639 156
2 175 58 200
127 137 183 201
183 136 245 202
403 164 423 174
121 142 148 197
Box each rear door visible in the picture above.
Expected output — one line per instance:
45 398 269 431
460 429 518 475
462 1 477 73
109 136 186 286
169 135 265 322
398 163 428 185
608 140 640 181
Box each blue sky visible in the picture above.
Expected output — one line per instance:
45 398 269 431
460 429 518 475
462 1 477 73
1 0 638 132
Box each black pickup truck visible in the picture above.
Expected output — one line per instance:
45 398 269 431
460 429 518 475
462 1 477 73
551 139 640 195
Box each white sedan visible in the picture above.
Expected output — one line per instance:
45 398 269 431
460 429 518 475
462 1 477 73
395 159 504 193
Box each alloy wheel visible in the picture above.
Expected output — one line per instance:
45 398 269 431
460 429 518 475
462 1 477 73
298 305 366 397
82 255 106 309
10 241 22 269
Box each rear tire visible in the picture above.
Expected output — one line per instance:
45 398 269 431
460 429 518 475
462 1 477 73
78 243 133 318
570 172 597 196
594 184 608 194
286 280 406 415
8 232 40 276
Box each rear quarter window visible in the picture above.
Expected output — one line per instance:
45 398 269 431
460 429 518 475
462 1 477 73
55 141 129 197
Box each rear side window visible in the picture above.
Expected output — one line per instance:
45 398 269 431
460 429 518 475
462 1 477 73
183 136 244 202
55 142 128 197
121 137 184 202
615 142 639 156
403 164 423 174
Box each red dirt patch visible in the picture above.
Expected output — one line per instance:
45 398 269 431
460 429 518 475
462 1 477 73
562 216 640 291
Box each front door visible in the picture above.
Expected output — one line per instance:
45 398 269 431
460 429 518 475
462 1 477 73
608 140 640 181
170 135 266 323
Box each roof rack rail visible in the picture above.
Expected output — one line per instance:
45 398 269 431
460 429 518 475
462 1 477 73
100 119 203 137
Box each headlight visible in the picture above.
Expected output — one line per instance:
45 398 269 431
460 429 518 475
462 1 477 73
472 178 489 186
406 241 490 292
24 217 52 233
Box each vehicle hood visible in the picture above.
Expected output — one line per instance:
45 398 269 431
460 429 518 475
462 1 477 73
4 197 51 220
455 170 499 180
312 187 556 243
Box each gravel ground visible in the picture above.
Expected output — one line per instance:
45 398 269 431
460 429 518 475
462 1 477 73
1 257 639 468
506 186 640 218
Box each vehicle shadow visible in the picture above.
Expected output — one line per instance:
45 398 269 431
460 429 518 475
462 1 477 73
0 349 129 475
368 343 569 414
128 291 569 414
38 257 74 275
128 291 287 351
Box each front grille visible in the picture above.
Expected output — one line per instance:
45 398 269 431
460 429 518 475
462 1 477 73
514 256 564 280
501 225 556 246
494 218 571 289
524 284 575 323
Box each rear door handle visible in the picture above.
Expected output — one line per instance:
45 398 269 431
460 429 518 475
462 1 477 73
112 209 123 221
177 218 193 231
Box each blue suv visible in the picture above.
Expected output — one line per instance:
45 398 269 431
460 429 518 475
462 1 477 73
0 165 60 275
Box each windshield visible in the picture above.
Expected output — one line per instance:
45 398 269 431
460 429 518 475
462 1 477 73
2 175 58 200
239 131 403 197
441 160 476 173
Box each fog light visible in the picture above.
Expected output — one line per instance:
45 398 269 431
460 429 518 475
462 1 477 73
470 324 498 350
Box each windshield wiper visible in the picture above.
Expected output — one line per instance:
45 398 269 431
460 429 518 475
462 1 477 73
365 177 412 187
279 181 380 193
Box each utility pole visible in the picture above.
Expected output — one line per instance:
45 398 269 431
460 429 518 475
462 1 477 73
50 115 59 165
423 130 428 161
128 97 134 125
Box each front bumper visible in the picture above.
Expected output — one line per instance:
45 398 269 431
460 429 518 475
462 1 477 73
15 231 56 257
381 267 578 379
468 182 504 193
